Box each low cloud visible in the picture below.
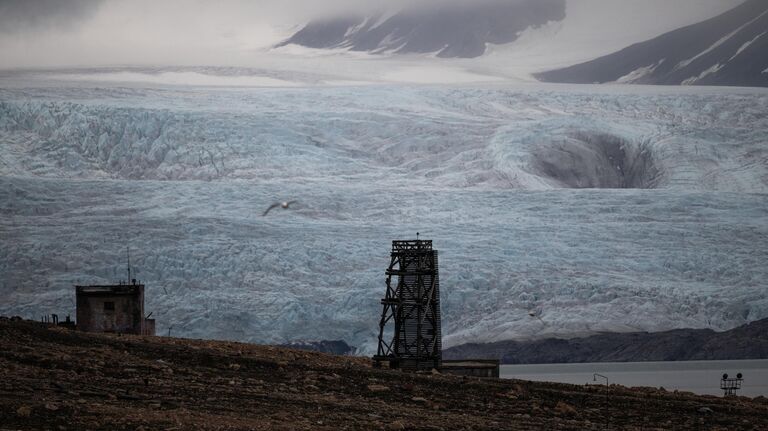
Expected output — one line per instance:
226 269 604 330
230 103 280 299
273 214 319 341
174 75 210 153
0 0 105 34
0 0 746 69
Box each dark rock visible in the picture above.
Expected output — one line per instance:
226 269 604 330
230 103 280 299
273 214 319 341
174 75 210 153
445 318 768 364
367 384 389 392
529 132 661 189
555 401 577 416
279 340 355 356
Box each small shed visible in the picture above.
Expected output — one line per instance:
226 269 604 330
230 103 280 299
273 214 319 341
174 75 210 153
75 282 154 335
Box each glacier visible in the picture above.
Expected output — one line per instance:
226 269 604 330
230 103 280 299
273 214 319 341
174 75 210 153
1 69 767 354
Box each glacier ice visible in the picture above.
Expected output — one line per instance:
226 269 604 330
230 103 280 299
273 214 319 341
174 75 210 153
1 71 767 354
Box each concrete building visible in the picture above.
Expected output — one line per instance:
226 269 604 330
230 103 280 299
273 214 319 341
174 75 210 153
75 281 155 335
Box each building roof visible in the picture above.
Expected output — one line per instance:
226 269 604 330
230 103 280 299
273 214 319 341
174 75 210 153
75 283 144 295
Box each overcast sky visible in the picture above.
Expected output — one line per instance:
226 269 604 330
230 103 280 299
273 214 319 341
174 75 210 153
0 0 744 69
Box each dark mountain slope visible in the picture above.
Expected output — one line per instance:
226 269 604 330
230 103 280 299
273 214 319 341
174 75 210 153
277 0 566 58
445 318 768 364
536 0 768 87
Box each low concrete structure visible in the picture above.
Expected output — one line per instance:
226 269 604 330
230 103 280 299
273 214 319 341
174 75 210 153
440 359 500 378
75 282 154 335
143 318 156 336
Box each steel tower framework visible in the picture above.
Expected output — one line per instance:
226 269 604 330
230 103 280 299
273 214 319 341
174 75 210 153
373 239 442 370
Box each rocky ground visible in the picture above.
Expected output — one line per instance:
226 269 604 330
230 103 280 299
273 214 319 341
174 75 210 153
1 319 767 430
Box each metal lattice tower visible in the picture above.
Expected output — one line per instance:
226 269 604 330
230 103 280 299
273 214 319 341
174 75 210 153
373 239 442 371
721 373 743 396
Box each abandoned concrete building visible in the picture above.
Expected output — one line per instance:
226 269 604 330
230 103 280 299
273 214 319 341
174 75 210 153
75 281 155 335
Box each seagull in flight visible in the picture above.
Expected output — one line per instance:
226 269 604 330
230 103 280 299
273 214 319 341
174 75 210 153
528 310 544 323
262 200 298 216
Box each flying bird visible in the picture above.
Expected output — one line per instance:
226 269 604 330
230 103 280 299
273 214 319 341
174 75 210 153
262 200 298 216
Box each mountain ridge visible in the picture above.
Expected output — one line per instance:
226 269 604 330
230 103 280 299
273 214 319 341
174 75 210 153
536 0 768 87
276 0 566 58
444 318 768 364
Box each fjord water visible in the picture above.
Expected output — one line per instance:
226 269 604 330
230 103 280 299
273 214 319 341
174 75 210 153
502 359 768 397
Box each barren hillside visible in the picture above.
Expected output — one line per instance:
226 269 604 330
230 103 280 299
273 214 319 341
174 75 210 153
1 319 767 430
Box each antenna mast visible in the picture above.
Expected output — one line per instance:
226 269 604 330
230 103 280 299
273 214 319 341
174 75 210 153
126 246 132 283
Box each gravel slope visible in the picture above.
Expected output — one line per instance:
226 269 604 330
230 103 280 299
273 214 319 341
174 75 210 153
2 319 768 430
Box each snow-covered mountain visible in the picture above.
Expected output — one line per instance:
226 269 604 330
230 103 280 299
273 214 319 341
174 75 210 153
1 70 767 353
272 0 746 84
537 0 768 87
277 0 566 58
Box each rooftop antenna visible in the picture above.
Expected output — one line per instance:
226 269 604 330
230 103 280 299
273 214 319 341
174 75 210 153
593 373 608 386
126 246 132 284
416 232 420 241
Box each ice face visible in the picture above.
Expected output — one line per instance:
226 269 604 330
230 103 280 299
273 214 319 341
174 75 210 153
1 73 767 354
1 82 766 191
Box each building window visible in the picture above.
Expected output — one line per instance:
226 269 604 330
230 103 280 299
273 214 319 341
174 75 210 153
104 301 115 311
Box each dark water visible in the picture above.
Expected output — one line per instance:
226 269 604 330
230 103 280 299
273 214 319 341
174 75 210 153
501 359 768 397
